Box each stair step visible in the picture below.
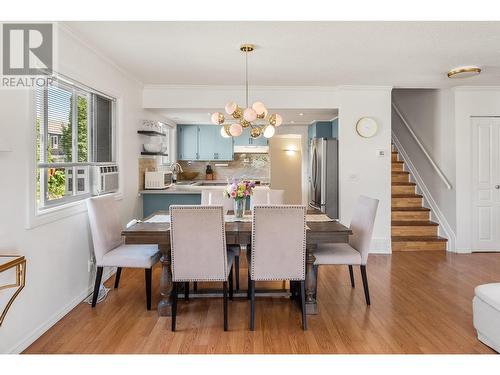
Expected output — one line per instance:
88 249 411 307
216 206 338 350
392 194 423 198
392 207 430 211
392 182 416 186
392 184 415 194
392 236 448 252
391 161 405 172
392 222 438 236
392 171 410 183
392 209 430 221
392 194 423 208
392 221 438 226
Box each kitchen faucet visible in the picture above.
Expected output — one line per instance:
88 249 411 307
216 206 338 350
170 162 183 182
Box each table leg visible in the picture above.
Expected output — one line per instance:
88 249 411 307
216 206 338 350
305 245 318 315
157 244 173 316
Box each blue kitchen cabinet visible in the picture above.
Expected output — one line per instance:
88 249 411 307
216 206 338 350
178 124 234 161
233 127 268 147
178 125 198 160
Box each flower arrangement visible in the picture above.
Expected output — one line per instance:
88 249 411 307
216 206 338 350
224 179 256 200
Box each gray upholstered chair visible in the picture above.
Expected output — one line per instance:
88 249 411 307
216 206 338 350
313 195 379 305
86 195 160 309
201 189 241 291
250 188 285 209
249 205 307 330
169 205 234 331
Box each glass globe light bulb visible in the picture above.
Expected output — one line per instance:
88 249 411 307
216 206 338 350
252 101 268 117
225 101 237 115
263 125 275 138
211 112 224 125
220 125 231 138
243 107 257 122
229 123 243 137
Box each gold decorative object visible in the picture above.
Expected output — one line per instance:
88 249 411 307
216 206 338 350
210 44 282 139
447 65 481 78
250 127 262 139
0 255 26 326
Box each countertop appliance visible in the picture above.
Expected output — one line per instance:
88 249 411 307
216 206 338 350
145 171 173 190
309 138 339 219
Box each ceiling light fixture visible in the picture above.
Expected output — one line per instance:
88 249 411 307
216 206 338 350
447 65 481 79
211 44 282 139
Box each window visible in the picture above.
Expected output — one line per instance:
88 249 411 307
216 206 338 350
35 77 116 210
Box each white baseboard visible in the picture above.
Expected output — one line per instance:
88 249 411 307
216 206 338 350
370 237 391 254
392 133 457 252
7 268 115 354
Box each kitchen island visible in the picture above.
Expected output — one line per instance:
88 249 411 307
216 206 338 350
140 180 269 217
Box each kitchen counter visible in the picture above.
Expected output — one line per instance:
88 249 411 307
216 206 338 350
140 180 269 195
140 181 269 217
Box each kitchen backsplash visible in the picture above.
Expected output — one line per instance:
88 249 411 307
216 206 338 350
178 153 270 181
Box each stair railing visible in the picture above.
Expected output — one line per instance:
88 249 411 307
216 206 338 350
392 102 452 190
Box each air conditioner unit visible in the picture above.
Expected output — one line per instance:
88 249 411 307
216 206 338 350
65 167 89 195
91 164 119 195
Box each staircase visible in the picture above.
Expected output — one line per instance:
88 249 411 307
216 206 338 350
391 149 448 251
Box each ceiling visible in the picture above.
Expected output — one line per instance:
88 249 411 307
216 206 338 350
65 21 500 88
152 108 337 125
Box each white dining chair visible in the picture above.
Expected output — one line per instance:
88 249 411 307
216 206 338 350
249 205 307 330
169 205 234 331
250 188 285 209
313 195 379 305
86 195 160 310
200 189 241 292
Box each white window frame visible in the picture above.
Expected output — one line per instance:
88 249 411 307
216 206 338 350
29 74 118 227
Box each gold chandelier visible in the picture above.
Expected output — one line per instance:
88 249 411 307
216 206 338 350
211 44 282 139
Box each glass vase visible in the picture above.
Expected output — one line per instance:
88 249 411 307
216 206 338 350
234 198 245 219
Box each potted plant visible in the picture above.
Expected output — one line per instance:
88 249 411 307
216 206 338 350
224 179 256 219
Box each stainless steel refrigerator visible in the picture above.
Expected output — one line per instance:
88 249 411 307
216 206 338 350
309 138 339 219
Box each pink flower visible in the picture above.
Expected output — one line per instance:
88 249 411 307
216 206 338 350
230 191 237 198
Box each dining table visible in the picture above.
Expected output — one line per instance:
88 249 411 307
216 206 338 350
122 209 352 316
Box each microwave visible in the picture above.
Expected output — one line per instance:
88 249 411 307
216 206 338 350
145 171 173 190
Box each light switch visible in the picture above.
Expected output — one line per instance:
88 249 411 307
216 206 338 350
377 149 386 157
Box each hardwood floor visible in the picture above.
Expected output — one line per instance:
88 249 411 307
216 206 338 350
24 251 500 354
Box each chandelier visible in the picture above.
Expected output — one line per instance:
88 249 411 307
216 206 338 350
211 44 282 139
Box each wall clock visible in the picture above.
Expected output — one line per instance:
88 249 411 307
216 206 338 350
356 117 378 138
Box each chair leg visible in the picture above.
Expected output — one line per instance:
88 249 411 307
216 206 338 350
234 255 240 291
228 268 234 300
300 280 307 330
193 282 198 293
360 265 371 306
114 267 122 289
223 281 228 331
145 268 152 310
290 280 296 300
348 265 355 288
91 266 103 308
184 282 189 301
171 282 178 331
247 269 251 300
250 280 255 331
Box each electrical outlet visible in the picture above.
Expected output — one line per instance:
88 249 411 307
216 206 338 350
88 259 94 272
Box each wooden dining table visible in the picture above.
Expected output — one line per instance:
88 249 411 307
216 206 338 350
122 209 351 316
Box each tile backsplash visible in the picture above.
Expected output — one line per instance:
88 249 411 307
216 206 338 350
178 153 270 181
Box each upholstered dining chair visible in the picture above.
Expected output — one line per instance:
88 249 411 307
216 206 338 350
313 195 379 305
200 189 241 292
249 205 307 330
169 205 234 331
86 195 160 310
250 188 285 209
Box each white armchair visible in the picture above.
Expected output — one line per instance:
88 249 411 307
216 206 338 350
86 195 160 309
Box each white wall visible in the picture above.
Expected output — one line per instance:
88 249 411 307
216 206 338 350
454 87 500 252
275 124 309 205
392 89 456 234
0 25 165 353
337 87 393 253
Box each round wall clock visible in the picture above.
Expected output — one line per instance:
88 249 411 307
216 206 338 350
356 117 378 138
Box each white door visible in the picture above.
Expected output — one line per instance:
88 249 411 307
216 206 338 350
472 117 500 251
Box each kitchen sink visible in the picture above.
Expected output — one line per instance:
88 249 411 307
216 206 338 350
174 181 198 186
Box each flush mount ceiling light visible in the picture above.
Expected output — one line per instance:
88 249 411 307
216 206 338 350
447 65 481 79
211 44 282 139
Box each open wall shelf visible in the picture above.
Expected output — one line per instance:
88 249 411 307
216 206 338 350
137 130 166 137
